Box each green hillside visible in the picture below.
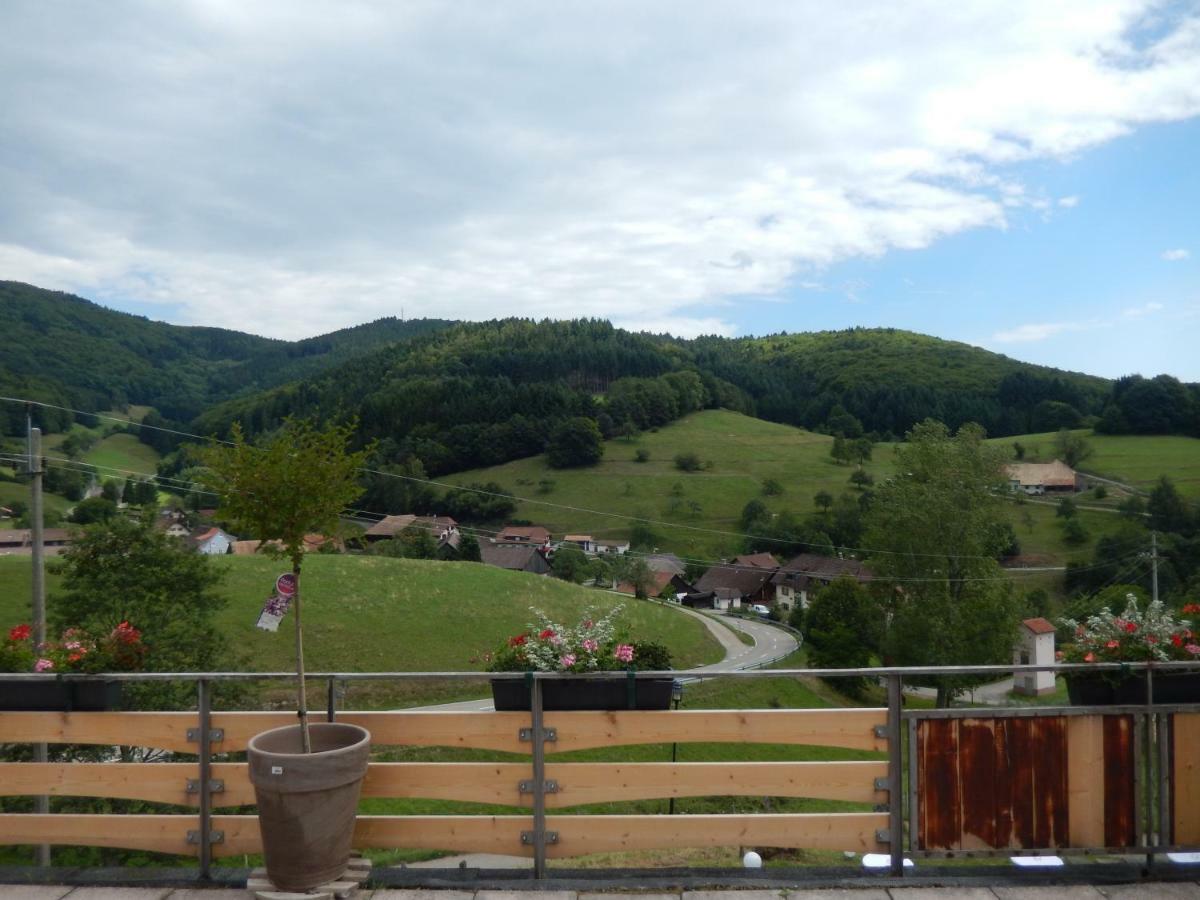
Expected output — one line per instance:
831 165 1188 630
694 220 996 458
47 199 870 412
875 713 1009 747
0 554 722 677
0 280 450 429
449 409 894 560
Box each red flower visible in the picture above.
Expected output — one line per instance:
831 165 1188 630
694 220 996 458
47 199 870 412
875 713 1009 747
1106 640 1120 649
1184 603 1200 614
1146 635 1158 644
508 634 528 647
1123 621 1138 634
538 629 556 640
1084 652 1096 662
8 624 31 642
1173 634 1185 647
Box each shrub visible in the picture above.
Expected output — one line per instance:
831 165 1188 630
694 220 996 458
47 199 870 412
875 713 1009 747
634 448 650 463
673 452 702 472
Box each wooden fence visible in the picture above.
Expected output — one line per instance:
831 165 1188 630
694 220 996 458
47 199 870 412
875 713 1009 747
0 707 890 864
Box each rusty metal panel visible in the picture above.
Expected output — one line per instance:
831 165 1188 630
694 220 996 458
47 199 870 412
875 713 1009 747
1103 714 1136 848
917 718 961 849
916 715 1069 851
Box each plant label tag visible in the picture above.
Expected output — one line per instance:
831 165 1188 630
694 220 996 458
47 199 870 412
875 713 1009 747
256 592 292 631
271 766 283 775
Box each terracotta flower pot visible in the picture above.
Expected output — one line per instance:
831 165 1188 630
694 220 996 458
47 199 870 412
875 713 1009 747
247 722 371 892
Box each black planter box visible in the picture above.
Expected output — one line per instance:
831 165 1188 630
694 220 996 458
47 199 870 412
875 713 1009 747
491 675 674 711
1066 671 1200 706
0 679 123 711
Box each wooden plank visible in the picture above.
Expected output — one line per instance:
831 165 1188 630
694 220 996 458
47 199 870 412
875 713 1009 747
540 761 888 806
541 813 886 857
211 711 533 753
542 709 887 753
0 762 257 807
1174 714 1200 845
1067 714 1106 847
0 814 197 856
0 712 197 753
1103 715 1136 848
3 810 886 860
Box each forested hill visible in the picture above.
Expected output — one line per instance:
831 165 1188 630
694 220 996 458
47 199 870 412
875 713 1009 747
192 317 1115 477
0 281 451 430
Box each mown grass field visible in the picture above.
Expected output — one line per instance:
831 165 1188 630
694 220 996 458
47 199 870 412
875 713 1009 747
989 429 1200 498
82 432 161 476
450 409 896 560
0 554 722 681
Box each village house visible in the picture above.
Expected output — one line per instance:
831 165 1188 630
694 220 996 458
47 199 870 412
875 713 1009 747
681 587 742 612
643 552 687 575
480 542 551 575
561 534 596 553
363 513 459 544
594 538 630 555
496 524 551 546
616 569 694 599
0 528 73 556
230 533 342 556
188 526 235 555
1005 460 1081 495
694 558 776 606
770 553 873 610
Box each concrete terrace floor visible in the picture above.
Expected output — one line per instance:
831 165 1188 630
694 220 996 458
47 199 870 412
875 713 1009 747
5 886 1200 899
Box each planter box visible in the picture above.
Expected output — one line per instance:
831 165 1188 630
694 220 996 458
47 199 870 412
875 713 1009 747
491 675 674 711
1066 672 1200 706
0 679 123 711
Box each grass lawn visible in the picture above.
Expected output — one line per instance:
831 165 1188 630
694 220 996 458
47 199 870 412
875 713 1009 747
0 481 73 523
0 554 722 705
450 409 896 560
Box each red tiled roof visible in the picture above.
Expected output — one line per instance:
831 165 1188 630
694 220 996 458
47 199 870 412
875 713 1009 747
1022 617 1057 635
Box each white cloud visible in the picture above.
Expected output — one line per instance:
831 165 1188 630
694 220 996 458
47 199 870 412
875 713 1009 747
1162 248 1191 261
1058 195 1080 208
1 2 1199 337
1123 301 1165 318
992 322 1090 343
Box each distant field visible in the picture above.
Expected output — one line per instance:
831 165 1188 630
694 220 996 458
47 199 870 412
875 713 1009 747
82 432 161 476
0 480 72 522
449 409 896 559
990 430 1200 498
0 554 723 677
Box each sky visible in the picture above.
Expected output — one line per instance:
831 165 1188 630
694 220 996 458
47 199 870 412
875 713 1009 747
1 1 1198 380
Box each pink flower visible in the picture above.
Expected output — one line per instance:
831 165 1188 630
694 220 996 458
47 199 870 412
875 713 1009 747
582 638 598 652
559 654 576 668
1083 652 1095 663
1187 644 1200 656
614 644 634 664
34 658 54 672
1106 640 1120 649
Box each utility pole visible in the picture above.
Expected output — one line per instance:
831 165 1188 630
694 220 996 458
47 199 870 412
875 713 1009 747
1151 531 1159 605
26 413 50 867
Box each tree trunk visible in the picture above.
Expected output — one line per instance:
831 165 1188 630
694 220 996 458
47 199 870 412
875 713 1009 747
936 683 952 708
293 563 311 753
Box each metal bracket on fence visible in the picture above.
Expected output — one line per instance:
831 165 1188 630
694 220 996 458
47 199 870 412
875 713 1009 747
519 779 559 794
519 726 556 742
874 724 888 739
521 830 559 845
874 776 889 791
186 779 225 794
187 727 224 743
875 828 891 843
187 830 224 845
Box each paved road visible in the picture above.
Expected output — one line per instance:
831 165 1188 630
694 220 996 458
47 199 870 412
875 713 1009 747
412 607 798 712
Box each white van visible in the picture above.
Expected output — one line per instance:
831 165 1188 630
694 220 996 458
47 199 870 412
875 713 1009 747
750 604 771 616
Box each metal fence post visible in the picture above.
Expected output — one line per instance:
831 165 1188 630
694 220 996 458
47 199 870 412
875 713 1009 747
530 676 548 879
887 673 904 877
197 678 213 880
